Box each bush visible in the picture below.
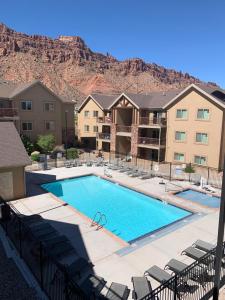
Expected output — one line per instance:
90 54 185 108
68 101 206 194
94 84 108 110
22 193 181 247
20 135 34 155
184 163 195 173
31 151 40 162
37 134 55 153
67 148 79 160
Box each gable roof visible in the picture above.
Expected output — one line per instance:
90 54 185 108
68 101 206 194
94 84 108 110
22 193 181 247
163 84 225 110
0 79 74 104
109 90 182 110
0 122 31 168
78 93 118 112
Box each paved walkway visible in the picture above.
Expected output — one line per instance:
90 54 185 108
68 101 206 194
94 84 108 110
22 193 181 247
11 166 220 295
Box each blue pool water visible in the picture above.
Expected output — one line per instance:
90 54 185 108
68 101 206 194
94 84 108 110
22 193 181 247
176 189 220 208
42 175 191 242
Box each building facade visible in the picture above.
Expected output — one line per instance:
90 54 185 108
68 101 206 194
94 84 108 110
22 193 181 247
0 80 75 145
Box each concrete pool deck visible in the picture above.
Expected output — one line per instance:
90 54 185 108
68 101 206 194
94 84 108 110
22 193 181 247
11 166 220 292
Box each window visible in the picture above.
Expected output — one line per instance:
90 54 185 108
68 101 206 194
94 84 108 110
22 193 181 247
22 122 32 131
174 152 185 162
197 109 209 120
45 121 55 131
84 125 89 132
93 126 98 132
44 103 55 112
175 131 186 141
196 132 208 144
84 111 89 117
176 109 187 119
93 111 98 117
194 155 207 165
21 100 32 111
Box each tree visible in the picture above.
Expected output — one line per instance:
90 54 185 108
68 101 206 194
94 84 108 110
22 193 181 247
37 134 55 153
67 148 79 160
20 134 34 155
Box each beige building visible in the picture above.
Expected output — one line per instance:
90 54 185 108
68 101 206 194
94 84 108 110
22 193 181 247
0 122 31 200
0 80 75 145
77 94 115 150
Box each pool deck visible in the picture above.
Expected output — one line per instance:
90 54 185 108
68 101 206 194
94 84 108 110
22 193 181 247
11 166 220 293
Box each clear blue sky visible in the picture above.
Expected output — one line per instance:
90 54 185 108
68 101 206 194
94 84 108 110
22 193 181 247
1 0 225 87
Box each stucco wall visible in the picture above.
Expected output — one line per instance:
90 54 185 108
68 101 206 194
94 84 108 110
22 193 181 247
0 167 25 200
165 90 223 169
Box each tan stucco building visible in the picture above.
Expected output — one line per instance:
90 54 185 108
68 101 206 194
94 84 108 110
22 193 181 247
0 122 31 201
0 80 75 145
78 84 225 170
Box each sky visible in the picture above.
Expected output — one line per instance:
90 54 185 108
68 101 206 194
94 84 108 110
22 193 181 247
0 0 225 87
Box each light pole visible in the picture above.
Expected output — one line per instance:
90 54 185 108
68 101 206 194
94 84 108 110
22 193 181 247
65 110 68 159
213 158 225 299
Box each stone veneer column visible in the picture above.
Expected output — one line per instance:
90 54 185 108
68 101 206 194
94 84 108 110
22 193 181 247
131 124 138 157
110 123 116 153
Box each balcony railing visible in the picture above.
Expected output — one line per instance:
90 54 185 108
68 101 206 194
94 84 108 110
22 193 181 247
138 137 165 146
97 116 112 124
97 133 111 140
116 125 132 132
139 117 167 126
0 108 18 118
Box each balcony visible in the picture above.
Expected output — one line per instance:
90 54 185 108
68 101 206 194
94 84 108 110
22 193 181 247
116 125 132 136
138 137 166 148
97 133 111 141
0 108 18 119
97 116 112 124
139 117 167 127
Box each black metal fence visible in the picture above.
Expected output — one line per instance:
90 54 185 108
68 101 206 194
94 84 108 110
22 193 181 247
0 202 86 300
141 245 225 300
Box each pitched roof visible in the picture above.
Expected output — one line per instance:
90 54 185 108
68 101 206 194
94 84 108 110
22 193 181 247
0 122 31 168
0 79 74 104
163 84 225 109
78 93 118 111
109 90 182 110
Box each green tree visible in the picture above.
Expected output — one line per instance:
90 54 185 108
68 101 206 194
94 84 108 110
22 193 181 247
67 148 79 160
37 134 55 153
20 134 34 155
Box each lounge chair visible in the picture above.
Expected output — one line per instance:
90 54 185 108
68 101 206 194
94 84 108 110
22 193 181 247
131 277 152 300
79 274 106 297
126 168 138 175
119 167 131 173
65 160 73 168
192 240 215 252
29 223 57 239
50 242 75 259
65 257 94 279
105 282 130 300
181 247 207 261
20 214 42 226
140 171 154 180
144 265 172 283
130 170 147 178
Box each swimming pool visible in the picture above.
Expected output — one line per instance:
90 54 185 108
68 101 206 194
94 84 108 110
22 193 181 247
42 175 192 243
176 189 220 208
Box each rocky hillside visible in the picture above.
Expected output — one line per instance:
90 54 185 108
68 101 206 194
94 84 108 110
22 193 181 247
0 23 217 102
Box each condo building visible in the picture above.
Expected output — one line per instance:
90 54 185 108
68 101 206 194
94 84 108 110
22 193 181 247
78 84 225 170
0 80 75 145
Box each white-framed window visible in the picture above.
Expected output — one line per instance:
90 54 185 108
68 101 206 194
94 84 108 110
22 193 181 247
194 155 207 165
197 109 209 120
196 132 208 144
44 102 55 112
45 121 55 131
93 111 98 117
22 122 32 131
175 131 186 141
21 100 32 111
174 152 185 162
84 111 89 117
176 109 188 119
84 125 89 132
93 126 98 132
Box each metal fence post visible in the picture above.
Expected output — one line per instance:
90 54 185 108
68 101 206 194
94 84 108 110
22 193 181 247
39 242 44 290
207 167 210 185
169 162 172 181
174 274 177 300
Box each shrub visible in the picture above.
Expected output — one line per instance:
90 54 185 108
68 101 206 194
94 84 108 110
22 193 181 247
37 134 55 153
67 148 79 159
31 151 40 162
184 163 195 173
20 134 34 155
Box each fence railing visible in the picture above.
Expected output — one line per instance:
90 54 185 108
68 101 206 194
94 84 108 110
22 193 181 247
140 244 225 300
0 201 86 300
116 125 132 132
139 117 167 126
138 137 166 146
97 133 111 140
97 116 112 124
0 108 18 118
